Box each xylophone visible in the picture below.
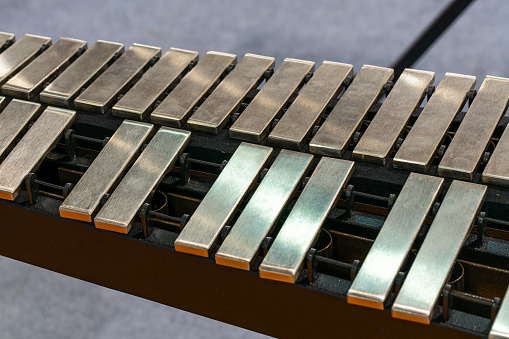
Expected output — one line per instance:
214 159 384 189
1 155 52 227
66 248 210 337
0 32 507 338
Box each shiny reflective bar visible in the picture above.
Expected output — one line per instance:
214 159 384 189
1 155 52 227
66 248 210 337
490 285 509 339
482 83 509 186
347 173 443 310
229 58 315 143
268 61 353 150
0 32 15 50
150 51 237 127
75 44 161 114
352 69 435 165
394 73 475 172
113 48 199 120
0 99 42 161
439 76 509 180
40 40 124 107
483 125 509 187
3 38 87 100
175 143 273 257
259 157 354 283
60 121 154 222
392 180 486 324
309 65 393 157
0 34 51 88
94 127 190 234
187 53 275 134
215 150 313 270
0 107 76 201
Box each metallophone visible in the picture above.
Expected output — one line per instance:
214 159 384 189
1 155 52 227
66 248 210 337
0 33 507 338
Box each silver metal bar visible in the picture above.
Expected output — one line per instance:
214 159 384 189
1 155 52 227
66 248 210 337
175 143 273 257
0 107 76 201
0 99 42 162
259 157 354 283
490 285 509 339
0 32 15 50
75 44 162 114
215 150 313 270
483 124 509 187
187 53 275 134
352 69 435 165
347 173 443 310
0 34 52 88
229 58 315 143
394 73 475 172
40 40 124 107
392 180 486 324
94 127 190 234
439 76 509 180
150 51 237 127
112 48 199 121
3 38 87 100
59 120 154 222
268 61 353 150
482 83 509 186
309 65 393 158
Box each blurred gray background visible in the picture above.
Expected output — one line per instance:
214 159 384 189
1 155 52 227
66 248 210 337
0 0 508 338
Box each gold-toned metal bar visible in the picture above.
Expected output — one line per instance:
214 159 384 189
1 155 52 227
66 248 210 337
309 65 393 157
347 173 443 310
268 61 353 150
75 44 161 114
439 76 509 181
0 32 15 50
40 40 124 107
0 107 76 201
392 180 486 324
112 48 199 120
59 120 154 222
352 69 435 165
215 150 313 270
259 157 354 283
187 53 275 134
394 73 475 172
0 99 42 162
94 127 190 234
0 34 52 88
490 285 509 339
229 58 315 143
3 38 87 100
175 143 273 257
150 51 237 127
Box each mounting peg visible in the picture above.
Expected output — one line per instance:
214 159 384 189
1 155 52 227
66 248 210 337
476 211 486 248
264 68 274 80
140 203 153 238
492 296 502 323
62 183 74 199
220 225 232 244
306 248 318 283
467 89 477 106
262 236 274 256
350 259 361 282
344 184 355 220
442 284 453 321
426 85 435 100
24 173 39 205
64 129 77 161
179 153 191 184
